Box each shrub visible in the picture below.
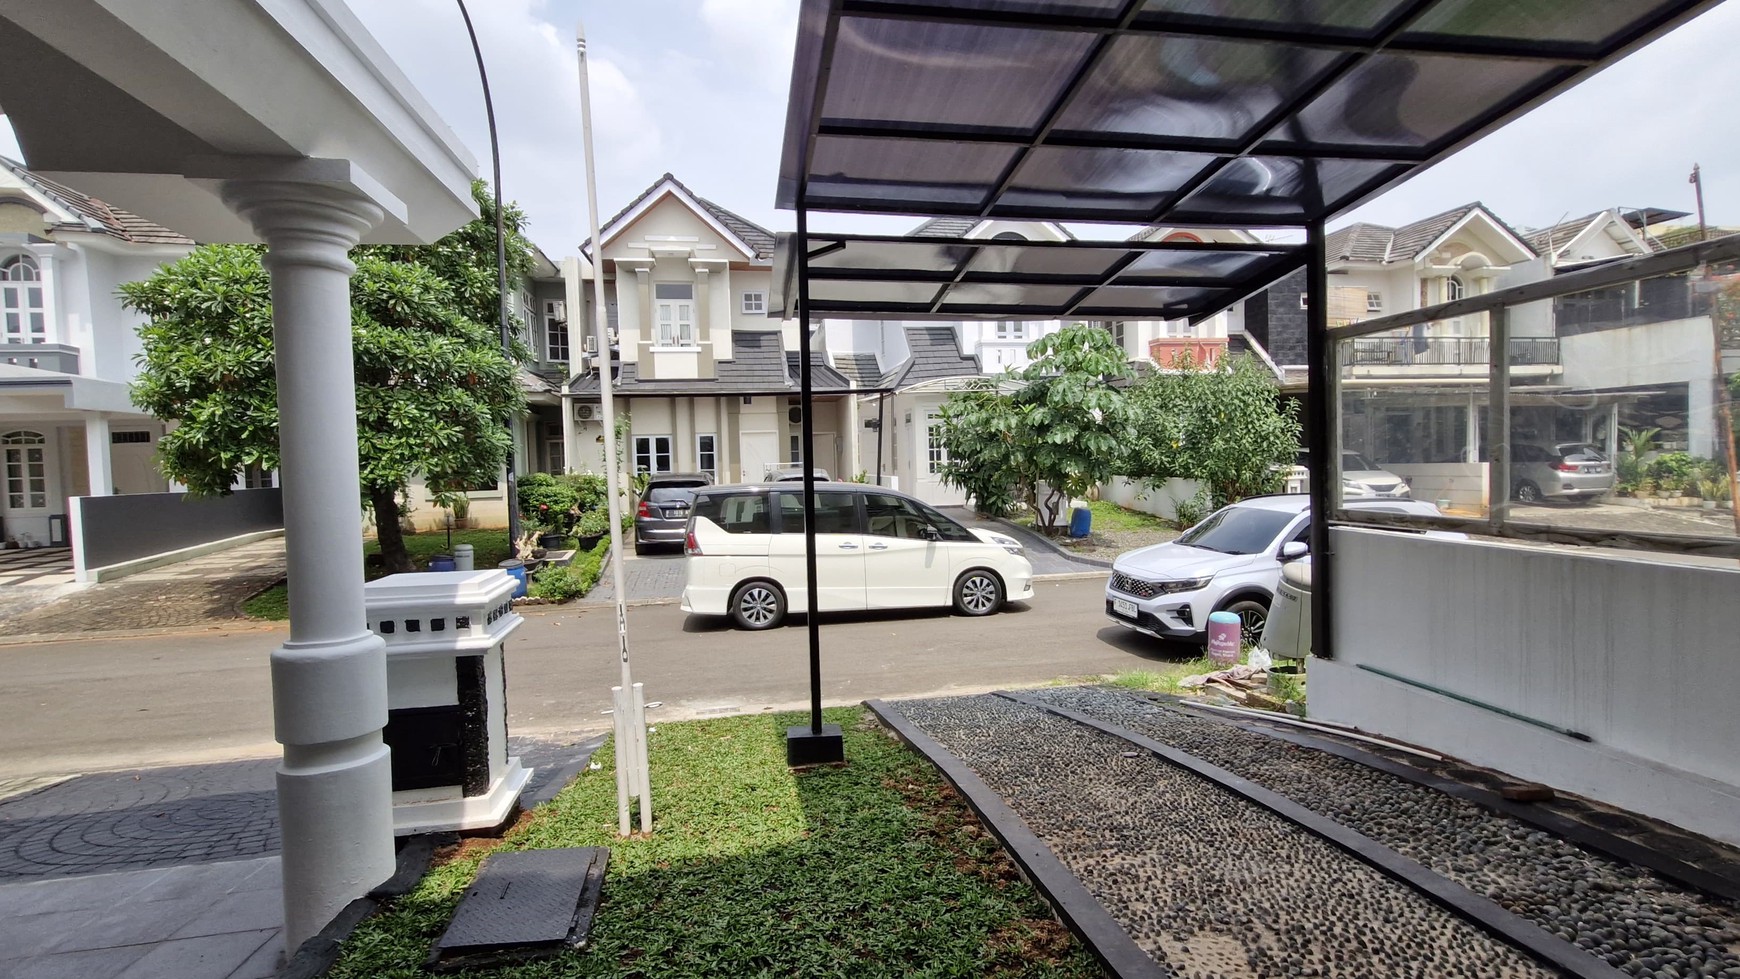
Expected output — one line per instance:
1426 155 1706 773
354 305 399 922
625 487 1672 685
517 472 579 534
577 506 611 538
1173 488 1212 530
529 537 610 602
1647 452 1699 495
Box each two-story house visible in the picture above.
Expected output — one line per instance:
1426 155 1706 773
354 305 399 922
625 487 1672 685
0 158 191 547
559 174 868 484
1234 201 1713 508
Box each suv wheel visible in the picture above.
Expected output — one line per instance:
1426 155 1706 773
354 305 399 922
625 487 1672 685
1222 598 1268 639
953 570 1003 617
1514 480 1542 504
730 581 785 630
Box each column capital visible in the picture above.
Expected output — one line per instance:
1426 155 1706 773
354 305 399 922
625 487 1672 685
220 180 383 275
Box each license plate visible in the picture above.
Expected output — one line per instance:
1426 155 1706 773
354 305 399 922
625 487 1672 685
1112 598 1138 619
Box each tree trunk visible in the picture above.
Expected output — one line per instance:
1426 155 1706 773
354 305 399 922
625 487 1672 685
370 486 417 574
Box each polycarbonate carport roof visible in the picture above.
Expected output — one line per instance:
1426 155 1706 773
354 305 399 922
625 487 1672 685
776 0 1716 229
769 231 1305 321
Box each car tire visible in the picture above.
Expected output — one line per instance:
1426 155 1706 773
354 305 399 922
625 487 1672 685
953 569 1003 617
730 580 785 630
1514 480 1542 504
633 539 647 556
1221 598 1269 639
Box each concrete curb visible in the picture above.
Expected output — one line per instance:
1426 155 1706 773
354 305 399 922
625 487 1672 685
986 515 1114 569
1033 571 1109 583
0 620 285 647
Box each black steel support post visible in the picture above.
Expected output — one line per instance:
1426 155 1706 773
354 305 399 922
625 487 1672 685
787 202 843 766
1304 220 1335 661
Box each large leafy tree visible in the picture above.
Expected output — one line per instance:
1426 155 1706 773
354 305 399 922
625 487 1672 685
1123 350 1300 507
939 323 1134 528
124 181 531 573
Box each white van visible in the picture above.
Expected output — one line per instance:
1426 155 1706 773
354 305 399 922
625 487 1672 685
680 483 1035 629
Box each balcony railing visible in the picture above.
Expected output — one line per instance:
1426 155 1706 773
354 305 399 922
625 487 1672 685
1346 337 1559 367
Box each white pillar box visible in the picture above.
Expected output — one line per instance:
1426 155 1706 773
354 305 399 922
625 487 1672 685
365 570 531 836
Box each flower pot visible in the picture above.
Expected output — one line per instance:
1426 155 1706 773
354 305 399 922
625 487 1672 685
1702 500 1718 511
577 533 604 552
538 532 568 549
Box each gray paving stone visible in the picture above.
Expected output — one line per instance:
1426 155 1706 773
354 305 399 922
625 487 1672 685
55 894 216 951
586 552 685 602
0 907 106 957
120 930 276 979
170 887 283 939
12 944 149 979
227 932 285 979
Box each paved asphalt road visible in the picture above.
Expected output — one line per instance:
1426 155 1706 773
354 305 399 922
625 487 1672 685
0 576 1200 780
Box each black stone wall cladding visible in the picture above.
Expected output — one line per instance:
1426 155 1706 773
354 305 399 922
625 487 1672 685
458 655 490 798
1260 268 1310 366
76 487 283 570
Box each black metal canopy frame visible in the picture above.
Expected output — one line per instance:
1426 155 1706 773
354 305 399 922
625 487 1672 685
773 0 1720 763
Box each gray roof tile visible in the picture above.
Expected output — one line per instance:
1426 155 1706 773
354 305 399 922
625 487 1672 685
831 352 881 386
888 326 980 389
4 157 192 245
589 173 776 260
567 331 855 397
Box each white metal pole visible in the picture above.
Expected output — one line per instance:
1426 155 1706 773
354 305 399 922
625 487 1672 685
611 685 630 835
579 20 649 834
632 682 652 832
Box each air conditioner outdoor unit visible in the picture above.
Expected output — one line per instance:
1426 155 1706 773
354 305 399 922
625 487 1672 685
549 300 566 320
582 334 598 353
574 403 600 422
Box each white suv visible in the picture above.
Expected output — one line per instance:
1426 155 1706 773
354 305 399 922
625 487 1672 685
682 483 1034 630
1105 495 1454 642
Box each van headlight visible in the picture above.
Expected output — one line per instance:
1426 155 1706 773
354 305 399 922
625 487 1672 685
989 534 1024 556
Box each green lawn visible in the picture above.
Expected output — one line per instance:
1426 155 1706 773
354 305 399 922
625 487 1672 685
1084 499 1173 532
328 708 1099 979
241 529 517 620
1102 659 1216 696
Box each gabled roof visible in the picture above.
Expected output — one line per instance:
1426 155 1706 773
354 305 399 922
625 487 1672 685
567 331 860 397
829 352 881 387
1324 203 1536 265
589 172 777 261
1524 210 1654 261
883 326 980 389
1 157 192 245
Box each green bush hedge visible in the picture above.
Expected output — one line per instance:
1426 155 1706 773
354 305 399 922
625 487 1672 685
529 537 610 602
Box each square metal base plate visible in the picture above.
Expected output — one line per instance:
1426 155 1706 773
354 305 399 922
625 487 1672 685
786 723 844 766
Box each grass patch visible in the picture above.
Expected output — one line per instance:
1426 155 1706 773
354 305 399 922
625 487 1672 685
329 708 1100 979
1084 500 1172 532
242 529 517 621
1103 656 1216 696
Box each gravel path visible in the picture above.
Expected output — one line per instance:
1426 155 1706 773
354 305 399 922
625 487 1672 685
898 694 1564 979
1020 687 1740 979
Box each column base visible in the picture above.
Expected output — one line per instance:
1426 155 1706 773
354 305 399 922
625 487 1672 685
785 724 844 767
392 758 532 836
277 739 395 949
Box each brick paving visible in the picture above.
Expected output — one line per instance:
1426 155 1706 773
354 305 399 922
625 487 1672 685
584 550 686 602
0 537 286 639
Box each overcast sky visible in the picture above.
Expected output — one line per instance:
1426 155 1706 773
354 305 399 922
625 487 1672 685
3 0 1737 255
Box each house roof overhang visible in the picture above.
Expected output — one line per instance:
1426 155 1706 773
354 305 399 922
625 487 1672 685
0 0 479 245
0 364 147 416
772 0 1718 320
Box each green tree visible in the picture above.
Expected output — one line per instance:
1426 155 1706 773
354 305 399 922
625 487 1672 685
938 323 1134 529
124 181 530 574
1123 351 1299 507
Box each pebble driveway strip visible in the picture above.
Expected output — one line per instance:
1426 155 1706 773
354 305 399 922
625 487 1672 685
894 689 1740 979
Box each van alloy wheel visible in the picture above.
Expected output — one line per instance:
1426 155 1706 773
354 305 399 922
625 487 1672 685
732 582 785 630
954 570 1003 616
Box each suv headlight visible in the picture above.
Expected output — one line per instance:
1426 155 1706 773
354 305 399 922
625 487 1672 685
1156 575 1212 594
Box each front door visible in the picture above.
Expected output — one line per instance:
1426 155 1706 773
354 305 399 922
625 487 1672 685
2 429 57 545
862 492 949 608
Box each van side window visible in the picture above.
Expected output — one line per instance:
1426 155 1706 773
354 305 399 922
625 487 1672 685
695 493 769 534
865 494 931 540
775 491 861 534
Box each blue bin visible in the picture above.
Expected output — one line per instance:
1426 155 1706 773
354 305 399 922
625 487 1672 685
428 554 456 572
1068 504 1092 538
497 559 528 598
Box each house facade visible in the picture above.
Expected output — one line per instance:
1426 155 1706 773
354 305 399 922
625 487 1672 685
1233 202 1721 508
558 174 868 487
0 158 191 546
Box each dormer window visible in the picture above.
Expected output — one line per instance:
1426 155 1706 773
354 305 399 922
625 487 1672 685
742 291 766 315
655 283 695 347
1366 291 1383 313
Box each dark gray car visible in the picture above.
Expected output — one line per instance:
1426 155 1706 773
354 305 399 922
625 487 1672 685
634 473 711 554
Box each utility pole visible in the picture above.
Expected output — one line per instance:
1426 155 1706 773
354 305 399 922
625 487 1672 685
1691 163 1709 242
1691 165 1740 534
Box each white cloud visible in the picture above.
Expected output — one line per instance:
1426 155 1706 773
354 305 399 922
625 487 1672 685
699 0 801 94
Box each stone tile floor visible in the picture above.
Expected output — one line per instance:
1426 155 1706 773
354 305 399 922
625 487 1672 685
0 537 286 641
582 549 687 602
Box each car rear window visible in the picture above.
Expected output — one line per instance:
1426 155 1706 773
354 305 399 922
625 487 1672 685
1559 444 1606 462
647 486 698 505
691 493 769 534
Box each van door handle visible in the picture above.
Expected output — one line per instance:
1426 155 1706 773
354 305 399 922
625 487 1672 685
837 542 858 550
867 543 888 550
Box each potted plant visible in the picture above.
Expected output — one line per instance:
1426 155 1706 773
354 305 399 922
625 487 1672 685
576 506 610 552
449 495 473 529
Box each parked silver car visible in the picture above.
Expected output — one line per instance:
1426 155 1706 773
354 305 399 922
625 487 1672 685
1297 449 1410 499
1510 443 1613 503
634 473 711 554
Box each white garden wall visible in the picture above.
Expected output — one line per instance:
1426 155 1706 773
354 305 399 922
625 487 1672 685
1313 528 1740 845
1099 477 1206 522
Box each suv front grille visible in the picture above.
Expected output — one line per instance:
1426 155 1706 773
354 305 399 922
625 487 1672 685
1110 571 1159 599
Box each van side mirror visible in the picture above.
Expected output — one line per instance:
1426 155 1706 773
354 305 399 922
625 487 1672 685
922 525 941 541
1280 541 1309 561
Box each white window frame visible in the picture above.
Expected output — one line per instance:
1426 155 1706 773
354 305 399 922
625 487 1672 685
654 283 696 347
789 433 803 465
1 255 46 345
3 429 48 510
741 291 765 315
925 414 947 476
634 435 673 474
994 320 1025 340
544 300 570 362
697 433 717 480
1365 290 1383 313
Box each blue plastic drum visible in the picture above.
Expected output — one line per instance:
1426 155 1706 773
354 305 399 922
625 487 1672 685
497 559 528 598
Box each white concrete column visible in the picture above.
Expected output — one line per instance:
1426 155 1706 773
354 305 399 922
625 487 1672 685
83 415 112 496
221 180 391 950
